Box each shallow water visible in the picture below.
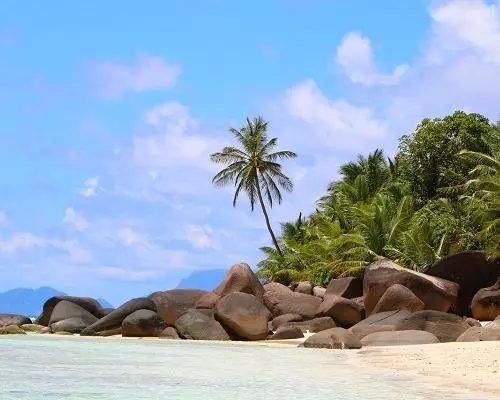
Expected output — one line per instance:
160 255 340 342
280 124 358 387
0 336 489 399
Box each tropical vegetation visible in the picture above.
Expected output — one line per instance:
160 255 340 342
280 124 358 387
255 111 500 286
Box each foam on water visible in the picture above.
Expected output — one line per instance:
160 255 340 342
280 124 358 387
0 336 490 399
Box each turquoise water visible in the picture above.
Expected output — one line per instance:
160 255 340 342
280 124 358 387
0 336 489 399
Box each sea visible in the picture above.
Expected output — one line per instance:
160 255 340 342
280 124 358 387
0 335 492 399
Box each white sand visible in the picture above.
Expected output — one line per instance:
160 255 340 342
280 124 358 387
352 342 500 397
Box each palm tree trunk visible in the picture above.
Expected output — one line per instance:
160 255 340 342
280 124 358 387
255 174 283 256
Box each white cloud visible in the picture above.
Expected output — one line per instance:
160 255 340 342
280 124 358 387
64 208 89 231
91 54 181 99
336 31 409 86
282 79 388 149
183 224 216 249
79 176 99 197
116 228 151 248
92 267 160 281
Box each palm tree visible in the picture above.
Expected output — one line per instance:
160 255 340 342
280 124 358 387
210 116 297 256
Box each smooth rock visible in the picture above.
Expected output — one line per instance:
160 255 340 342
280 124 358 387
49 300 98 326
294 281 313 295
36 296 105 326
361 330 440 346
302 327 362 349
457 326 500 342
349 309 411 339
215 292 271 340
471 275 500 321
325 277 363 299
213 263 265 301
316 295 364 328
372 284 425 314
0 314 32 327
122 310 165 337
270 313 303 331
95 327 122 337
175 309 230 341
268 326 304 340
313 287 326 298
263 283 321 318
81 297 157 336
195 292 221 309
363 260 459 315
0 325 26 335
281 316 335 333
394 310 470 342
149 289 208 326
159 327 180 339
20 324 50 333
425 251 500 316
51 317 93 334
465 317 482 327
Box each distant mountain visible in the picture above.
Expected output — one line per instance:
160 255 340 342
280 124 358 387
175 269 229 291
97 298 114 308
0 287 114 316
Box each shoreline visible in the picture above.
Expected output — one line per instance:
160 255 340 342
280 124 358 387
20 332 500 397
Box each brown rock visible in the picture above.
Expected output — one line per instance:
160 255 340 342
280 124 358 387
394 310 470 342
294 281 313 295
313 287 326 298
302 327 362 349
372 284 425 314
0 325 26 335
215 292 271 340
425 251 500 316
268 326 304 340
195 292 221 309
471 275 500 321
465 317 482 327
51 317 98 334
49 300 98 326
36 296 105 326
363 260 459 315
316 295 365 328
349 309 411 339
213 263 264 301
122 310 165 337
95 327 122 337
281 316 336 333
263 282 321 318
149 289 208 325
159 327 180 339
0 314 31 327
325 277 363 299
21 324 50 333
270 313 303 331
361 330 440 346
175 309 230 341
457 326 500 342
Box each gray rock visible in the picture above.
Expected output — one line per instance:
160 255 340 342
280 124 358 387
122 310 165 337
0 314 32 327
175 309 230 341
281 316 335 333
268 326 304 340
361 330 440 346
302 327 362 349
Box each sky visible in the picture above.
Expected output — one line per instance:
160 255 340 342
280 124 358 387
1 0 499 305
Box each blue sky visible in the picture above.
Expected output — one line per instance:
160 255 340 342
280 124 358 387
1 0 499 305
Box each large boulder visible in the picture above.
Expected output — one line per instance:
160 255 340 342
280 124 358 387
349 309 411 339
425 251 500 316
195 292 221 309
159 327 180 339
313 287 326 298
36 296 105 326
213 263 265 300
0 314 32 327
270 313 303 331
81 297 156 336
49 300 98 326
325 277 363 299
281 317 335 333
361 330 440 346
174 309 230 341
372 284 425 314
263 283 321 318
302 327 362 349
457 325 500 342
268 326 304 340
51 317 95 334
149 289 208 325
363 260 459 315
471 275 500 321
0 325 26 335
215 292 271 340
122 310 165 337
294 281 313 295
394 310 470 342
316 296 365 328
21 324 50 333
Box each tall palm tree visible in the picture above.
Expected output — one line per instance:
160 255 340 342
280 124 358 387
210 116 297 256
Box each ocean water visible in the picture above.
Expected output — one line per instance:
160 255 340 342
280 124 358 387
0 335 490 400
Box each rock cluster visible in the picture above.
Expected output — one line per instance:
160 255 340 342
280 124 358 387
1 252 499 350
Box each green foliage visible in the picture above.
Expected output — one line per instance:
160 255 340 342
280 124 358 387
211 116 297 255
256 111 500 285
